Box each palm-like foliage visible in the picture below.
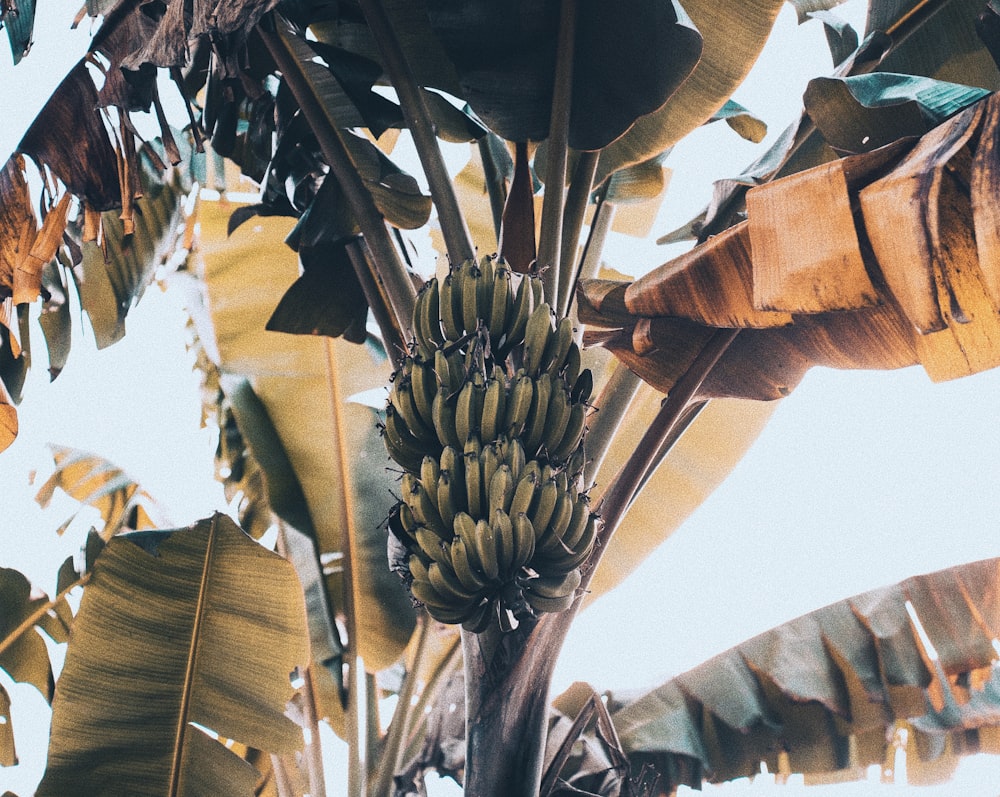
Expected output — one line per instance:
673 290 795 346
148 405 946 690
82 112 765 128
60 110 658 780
2 0 1000 795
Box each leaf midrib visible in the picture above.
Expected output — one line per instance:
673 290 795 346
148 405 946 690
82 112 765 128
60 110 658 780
168 514 218 796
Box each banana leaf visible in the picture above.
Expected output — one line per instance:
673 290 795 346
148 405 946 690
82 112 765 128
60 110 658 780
607 556 1000 790
0 568 58 700
37 514 309 797
34 444 162 538
191 201 417 674
585 375 775 607
0 683 14 767
592 0 785 186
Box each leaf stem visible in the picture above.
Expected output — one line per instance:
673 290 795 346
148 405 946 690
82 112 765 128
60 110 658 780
479 137 508 242
583 362 644 488
557 149 598 318
587 329 739 581
346 239 408 362
259 17 416 335
357 0 475 266
538 0 577 303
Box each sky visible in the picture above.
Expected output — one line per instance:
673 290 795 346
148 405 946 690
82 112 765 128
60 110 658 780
2 0 1000 794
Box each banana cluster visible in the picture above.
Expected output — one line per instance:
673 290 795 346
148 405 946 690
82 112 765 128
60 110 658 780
383 256 598 632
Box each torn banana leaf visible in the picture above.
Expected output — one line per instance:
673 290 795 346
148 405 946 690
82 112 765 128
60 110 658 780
580 92 1000 399
608 556 1000 791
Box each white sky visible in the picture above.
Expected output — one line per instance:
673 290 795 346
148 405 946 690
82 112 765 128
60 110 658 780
2 0 1000 794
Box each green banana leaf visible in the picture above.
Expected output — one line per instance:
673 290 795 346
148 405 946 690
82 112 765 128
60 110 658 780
37 514 309 796
2 0 34 65
804 73 991 153
607 556 1000 790
191 201 417 674
592 0 786 186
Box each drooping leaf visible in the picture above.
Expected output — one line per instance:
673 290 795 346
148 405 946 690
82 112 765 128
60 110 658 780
37 514 309 797
0 156 37 302
75 152 187 348
707 100 767 144
593 0 785 185
0 368 16 454
17 62 120 212
582 92 1000 399
804 73 990 153
38 258 72 380
807 9 859 67
608 556 1000 791
424 0 703 150
266 244 369 341
2 0 35 65
0 568 56 700
191 201 417 673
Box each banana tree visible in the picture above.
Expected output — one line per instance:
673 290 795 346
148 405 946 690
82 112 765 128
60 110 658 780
4 0 1000 795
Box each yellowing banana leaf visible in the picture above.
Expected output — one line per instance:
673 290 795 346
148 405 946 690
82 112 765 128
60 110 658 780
34 444 162 538
0 377 15 454
608 556 1000 791
0 683 14 767
593 0 785 186
585 385 775 607
0 568 57 700
37 514 309 797
192 201 416 674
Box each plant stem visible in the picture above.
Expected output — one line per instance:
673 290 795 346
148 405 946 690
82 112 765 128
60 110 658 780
357 0 475 265
557 150 598 318
346 239 408 363
588 329 739 573
583 362 644 488
538 0 577 303
0 575 89 659
260 17 416 334
479 137 508 242
577 196 615 284
302 666 328 796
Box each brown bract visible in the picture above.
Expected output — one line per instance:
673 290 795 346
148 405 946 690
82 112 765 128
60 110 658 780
580 92 1000 400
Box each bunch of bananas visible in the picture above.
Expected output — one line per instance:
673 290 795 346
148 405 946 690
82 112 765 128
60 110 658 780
383 256 598 633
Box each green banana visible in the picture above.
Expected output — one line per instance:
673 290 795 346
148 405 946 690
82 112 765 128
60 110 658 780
548 402 587 463
472 518 500 581
503 372 534 438
480 443 501 500
543 384 571 457
497 273 534 359
523 302 554 376
413 278 444 358
432 388 461 450
455 380 477 446
480 376 506 442
510 468 539 518
571 368 594 404
429 560 481 603
414 526 451 564
410 358 438 431
489 267 513 352
439 273 462 341
523 372 552 455
383 405 427 473
462 260 481 335
420 456 440 508
492 509 517 579
562 342 581 387
464 439 483 518
403 473 449 538
488 464 514 517
477 256 495 330
541 315 574 376
530 477 559 539
451 536 491 592
510 511 535 571
436 469 459 531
